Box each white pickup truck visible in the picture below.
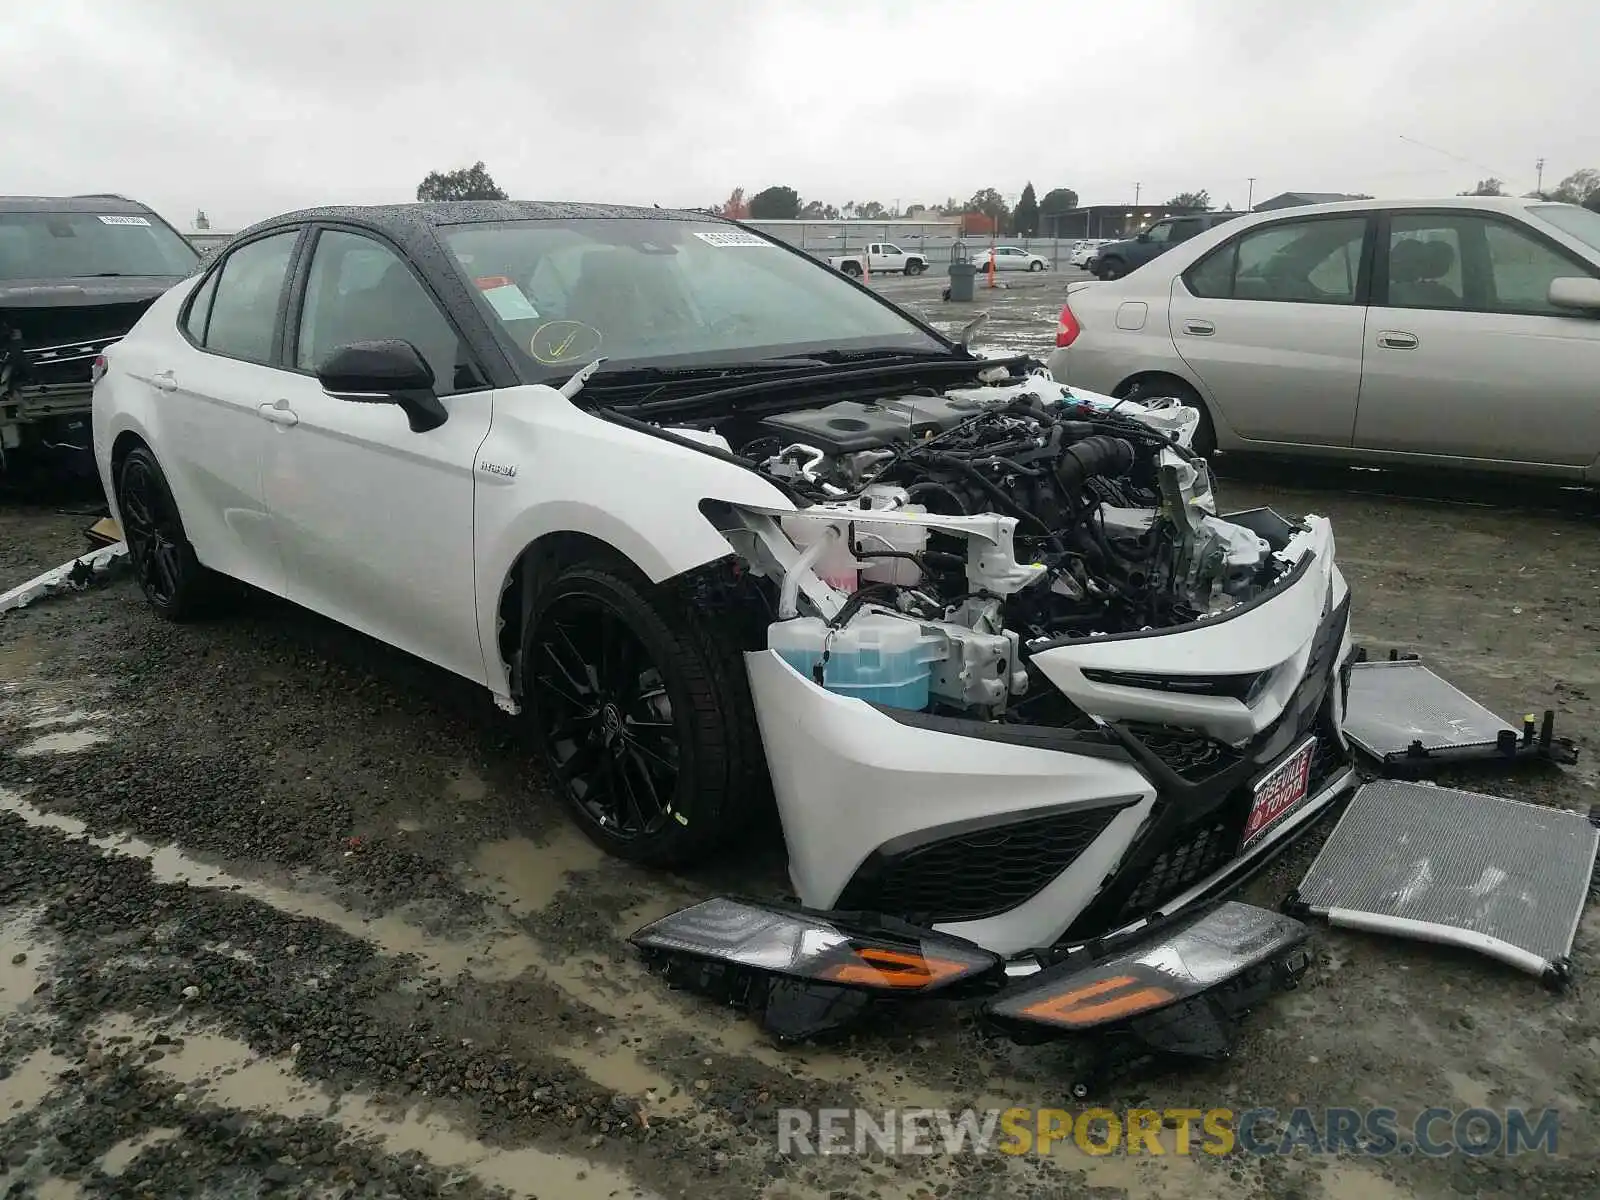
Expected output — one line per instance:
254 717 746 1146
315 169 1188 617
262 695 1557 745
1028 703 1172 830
827 242 929 277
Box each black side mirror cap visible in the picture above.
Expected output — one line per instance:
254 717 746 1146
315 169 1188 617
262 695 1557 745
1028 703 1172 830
316 340 448 433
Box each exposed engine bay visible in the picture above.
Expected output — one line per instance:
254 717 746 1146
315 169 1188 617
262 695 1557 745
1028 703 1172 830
700 375 1321 723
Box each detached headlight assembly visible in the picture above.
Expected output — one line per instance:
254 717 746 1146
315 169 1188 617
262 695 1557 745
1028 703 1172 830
985 901 1311 1035
631 897 1000 993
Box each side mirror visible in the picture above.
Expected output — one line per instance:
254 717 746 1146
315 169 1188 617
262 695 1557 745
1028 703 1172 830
316 340 448 433
1548 277 1600 314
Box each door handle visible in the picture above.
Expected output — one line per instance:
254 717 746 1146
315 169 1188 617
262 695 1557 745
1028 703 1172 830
257 400 299 427
151 369 177 392
1182 319 1215 336
1377 330 1419 350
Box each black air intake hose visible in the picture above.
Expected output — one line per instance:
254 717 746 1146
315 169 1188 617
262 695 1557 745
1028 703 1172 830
1054 434 1135 495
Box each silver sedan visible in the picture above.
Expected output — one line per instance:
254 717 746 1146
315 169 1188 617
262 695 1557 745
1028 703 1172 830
1047 196 1600 481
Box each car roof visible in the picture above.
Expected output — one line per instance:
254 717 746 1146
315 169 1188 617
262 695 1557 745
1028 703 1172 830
215 200 723 268
236 200 710 240
0 194 158 215
1243 195 1556 220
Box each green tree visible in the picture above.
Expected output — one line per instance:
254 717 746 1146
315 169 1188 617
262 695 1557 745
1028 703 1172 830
856 200 888 220
1014 182 1039 237
1166 190 1212 209
1459 178 1505 196
416 161 507 202
748 185 802 220
800 199 840 220
965 187 1011 231
1551 168 1600 205
1038 187 1079 216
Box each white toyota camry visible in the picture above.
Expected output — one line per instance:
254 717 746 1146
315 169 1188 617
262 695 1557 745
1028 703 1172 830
93 201 1356 961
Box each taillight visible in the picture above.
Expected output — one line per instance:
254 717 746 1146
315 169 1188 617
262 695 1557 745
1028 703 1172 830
91 355 108 385
1054 300 1081 348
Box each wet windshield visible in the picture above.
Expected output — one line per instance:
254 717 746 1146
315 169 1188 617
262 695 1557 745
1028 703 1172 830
438 218 948 381
0 211 200 281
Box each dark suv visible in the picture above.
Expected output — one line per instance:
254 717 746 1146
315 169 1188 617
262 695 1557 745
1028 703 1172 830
1088 210 1242 281
2 194 199 481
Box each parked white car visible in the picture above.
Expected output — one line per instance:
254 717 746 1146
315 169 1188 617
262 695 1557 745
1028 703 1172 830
827 242 928 276
972 245 1051 272
93 201 1356 961
1068 239 1110 269
1048 196 1600 480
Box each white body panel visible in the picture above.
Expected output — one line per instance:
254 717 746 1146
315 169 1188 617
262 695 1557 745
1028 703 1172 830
469 387 796 699
258 374 493 683
1031 519 1342 743
745 650 1161 955
93 279 287 595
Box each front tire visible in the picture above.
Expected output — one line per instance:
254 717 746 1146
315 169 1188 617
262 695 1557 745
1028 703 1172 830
1098 257 1125 281
1029 260 1045 272
115 445 231 621
522 564 763 866
905 260 925 276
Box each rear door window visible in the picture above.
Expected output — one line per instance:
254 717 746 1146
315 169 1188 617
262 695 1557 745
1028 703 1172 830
199 231 300 364
1186 216 1368 304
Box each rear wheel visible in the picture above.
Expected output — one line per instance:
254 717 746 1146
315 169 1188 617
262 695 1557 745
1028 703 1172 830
1117 378 1217 456
842 262 863 277
115 446 232 620
1098 257 1126 281
522 564 763 866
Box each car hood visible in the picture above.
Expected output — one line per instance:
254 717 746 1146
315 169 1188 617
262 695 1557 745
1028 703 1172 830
0 275 189 310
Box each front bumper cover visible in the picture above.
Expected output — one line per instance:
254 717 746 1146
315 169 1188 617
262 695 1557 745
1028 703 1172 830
743 521 1357 960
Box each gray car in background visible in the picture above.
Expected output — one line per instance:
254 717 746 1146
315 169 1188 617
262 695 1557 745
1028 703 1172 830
1048 196 1600 481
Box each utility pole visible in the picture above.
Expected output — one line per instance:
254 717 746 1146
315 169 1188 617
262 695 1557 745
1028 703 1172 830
1247 177 1256 211
1134 182 1142 207
1536 158 1546 196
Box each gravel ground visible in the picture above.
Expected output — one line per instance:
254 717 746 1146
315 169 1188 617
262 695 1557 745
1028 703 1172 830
2 285 1598 1198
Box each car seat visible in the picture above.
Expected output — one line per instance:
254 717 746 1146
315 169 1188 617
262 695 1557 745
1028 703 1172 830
1389 238 1461 308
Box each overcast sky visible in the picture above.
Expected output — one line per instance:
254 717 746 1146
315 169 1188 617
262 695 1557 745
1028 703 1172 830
4 0 1596 232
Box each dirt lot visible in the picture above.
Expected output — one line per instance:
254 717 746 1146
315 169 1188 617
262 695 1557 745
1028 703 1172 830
2 280 1599 1199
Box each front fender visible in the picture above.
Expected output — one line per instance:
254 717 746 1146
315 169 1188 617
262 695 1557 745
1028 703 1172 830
473 386 796 694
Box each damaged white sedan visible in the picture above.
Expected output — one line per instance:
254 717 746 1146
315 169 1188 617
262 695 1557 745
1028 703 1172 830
93 201 1357 968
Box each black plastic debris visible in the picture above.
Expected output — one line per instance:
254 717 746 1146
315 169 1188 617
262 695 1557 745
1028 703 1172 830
1344 650 1579 773
1287 780 1599 988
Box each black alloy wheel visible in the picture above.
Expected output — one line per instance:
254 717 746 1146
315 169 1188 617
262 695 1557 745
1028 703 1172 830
532 592 680 845
116 446 226 619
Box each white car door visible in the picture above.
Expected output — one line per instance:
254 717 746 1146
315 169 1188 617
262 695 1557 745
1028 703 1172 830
259 225 495 683
1166 212 1373 448
1352 208 1600 469
156 228 303 595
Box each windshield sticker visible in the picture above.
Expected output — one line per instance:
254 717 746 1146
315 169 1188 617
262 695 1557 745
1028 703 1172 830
480 282 541 322
692 230 772 248
528 320 602 364
97 214 152 226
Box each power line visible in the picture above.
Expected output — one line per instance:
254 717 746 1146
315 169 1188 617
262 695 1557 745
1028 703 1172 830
1398 134 1513 184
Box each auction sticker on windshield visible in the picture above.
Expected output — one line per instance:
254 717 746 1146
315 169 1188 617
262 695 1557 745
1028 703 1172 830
693 230 773 248
1241 736 1317 850
97 214 151 226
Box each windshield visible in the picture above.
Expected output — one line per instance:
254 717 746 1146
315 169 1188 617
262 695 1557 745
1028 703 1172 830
438 218 947 381
0 211 200 281
1530 204 1600 255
